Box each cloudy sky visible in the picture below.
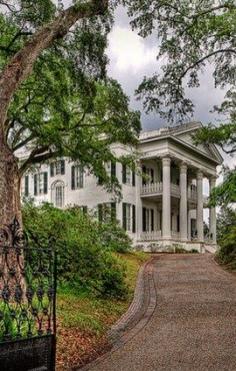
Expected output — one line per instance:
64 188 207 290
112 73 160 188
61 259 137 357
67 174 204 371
61 1 227 133
107 6 227 132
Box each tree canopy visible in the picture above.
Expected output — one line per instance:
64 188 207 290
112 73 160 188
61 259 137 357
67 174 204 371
0 0 140 192
122 0 236 205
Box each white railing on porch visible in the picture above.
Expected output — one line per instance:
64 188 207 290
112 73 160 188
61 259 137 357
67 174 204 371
141 182 163 195
140 231 162 241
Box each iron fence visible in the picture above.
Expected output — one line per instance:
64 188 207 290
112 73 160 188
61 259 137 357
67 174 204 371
0 218 57 371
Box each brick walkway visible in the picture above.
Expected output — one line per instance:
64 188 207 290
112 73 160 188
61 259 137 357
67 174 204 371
83 254 236 371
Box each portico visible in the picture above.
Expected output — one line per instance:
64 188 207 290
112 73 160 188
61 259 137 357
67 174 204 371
137 123 222 252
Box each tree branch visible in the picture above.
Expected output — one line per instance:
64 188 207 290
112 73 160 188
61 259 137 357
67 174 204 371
0 0 108 141
178 49 236 84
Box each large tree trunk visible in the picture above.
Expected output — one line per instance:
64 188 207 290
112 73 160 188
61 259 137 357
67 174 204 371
0 142 21 228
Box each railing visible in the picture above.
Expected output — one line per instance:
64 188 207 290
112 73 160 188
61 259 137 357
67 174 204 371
140 230 162 241
0 218 57 371
141 182 163 195
141 182 180 197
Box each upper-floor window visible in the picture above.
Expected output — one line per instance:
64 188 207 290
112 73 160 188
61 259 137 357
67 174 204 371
142 166 154 185
98 161 116 185
71 165 84 190
50 160 65 177
51 180 65 208
122 164 135 186
34 172 48 196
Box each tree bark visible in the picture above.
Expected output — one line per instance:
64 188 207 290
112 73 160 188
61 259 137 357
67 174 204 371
0 0 108 227
0 141 21 227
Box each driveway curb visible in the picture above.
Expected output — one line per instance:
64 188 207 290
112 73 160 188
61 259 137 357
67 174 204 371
78 256 158 370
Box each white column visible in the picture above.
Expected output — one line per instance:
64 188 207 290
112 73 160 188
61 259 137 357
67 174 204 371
209 176 217 244
136 162 143 240
180 163 188 241
197 170 204 242
162 157 171 239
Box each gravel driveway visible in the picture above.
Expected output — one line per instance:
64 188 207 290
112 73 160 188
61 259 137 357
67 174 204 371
87 254 236 371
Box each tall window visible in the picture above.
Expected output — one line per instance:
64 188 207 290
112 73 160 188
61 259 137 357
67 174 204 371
71 165 84 190
142 207 154 232
98 203 116 223
24 175 29 197
50 160 65 177
122 165 135 186
34 172 48 196
51 181 65 208
123 203 136 232
142 166 154 185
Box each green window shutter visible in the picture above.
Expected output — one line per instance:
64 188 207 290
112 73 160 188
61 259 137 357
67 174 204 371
50 163 54 177
111 161 116 178
111 202 116 222
122 203 127 230
79 166 84 188
122 164 127 184
34 174 38 196
25 176 29 197
98 204 103 223
132 171 136 187
43 172 48 194
71 166 75 190
151 209 154 231
61 160 65 175
132 205 136 233
142 207 146 232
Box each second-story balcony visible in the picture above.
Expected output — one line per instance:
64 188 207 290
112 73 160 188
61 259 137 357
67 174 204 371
140 182 181 198
141 182 208 205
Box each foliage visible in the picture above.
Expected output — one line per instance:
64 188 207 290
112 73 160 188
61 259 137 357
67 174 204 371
56 252 149 368
216 207 236 270
22 202 132 299
122 0 236 206
0 0 140 195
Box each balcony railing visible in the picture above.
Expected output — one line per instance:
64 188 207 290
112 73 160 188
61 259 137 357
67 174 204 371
141 182 163 196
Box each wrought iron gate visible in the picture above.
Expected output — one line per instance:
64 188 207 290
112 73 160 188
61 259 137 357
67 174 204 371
0 218 57 371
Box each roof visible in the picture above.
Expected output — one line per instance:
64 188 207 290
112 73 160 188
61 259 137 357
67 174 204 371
139 122 223 165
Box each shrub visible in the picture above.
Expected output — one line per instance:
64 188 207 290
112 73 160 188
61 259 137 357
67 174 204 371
216 207 236 270
22 202 132 299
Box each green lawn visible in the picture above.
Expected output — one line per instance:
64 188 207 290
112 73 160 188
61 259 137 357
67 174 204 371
56 252 149 370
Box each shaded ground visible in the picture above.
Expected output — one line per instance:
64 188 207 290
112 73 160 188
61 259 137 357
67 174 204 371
87 254 236 371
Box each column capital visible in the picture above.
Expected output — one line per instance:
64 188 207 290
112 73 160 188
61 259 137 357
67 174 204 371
162 157 171 166
197 170 203 180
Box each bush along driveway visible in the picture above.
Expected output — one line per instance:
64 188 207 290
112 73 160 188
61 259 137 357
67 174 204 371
85 254 236 371
56 252 150 370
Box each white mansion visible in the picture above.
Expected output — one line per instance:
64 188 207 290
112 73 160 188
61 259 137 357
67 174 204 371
20 122 223 252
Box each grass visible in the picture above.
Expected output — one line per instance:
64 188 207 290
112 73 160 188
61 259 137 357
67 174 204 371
56 252 149 370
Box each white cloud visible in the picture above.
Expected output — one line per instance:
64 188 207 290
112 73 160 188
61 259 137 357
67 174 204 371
108 26 157 73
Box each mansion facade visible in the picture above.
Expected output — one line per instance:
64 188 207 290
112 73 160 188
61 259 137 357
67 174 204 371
20 122 223 252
